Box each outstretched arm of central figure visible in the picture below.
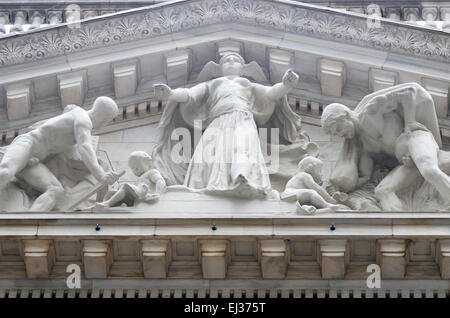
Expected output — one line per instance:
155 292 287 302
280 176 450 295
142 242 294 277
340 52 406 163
263 70 299 101
153 82 208 105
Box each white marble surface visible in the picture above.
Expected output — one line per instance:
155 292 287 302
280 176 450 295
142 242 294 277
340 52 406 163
99 123 159 183
0 96 121 212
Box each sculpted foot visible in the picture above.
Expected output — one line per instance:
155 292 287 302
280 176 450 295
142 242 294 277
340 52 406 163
296 203 316 215
329 204 341 211
94 202 110 210
144 192 160 202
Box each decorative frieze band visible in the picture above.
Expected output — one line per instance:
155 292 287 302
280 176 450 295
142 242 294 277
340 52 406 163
1 236 450 280
0 0 448 68
1 3 450 36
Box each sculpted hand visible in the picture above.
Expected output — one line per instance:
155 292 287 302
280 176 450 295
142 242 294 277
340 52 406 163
356 176 370 188
282 69 299 89
140 183 150 194
156 180 167 194
100 171 122 184
27 157 39 167
332 191 348 203
153 83 171 101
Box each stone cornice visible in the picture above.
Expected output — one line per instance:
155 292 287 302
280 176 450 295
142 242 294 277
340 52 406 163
0 0 449 68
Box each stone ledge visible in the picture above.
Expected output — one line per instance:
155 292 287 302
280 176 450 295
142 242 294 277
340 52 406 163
1 215 450 237
0 233 448 280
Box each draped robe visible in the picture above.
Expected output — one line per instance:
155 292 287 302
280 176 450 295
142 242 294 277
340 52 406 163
152 76 318 197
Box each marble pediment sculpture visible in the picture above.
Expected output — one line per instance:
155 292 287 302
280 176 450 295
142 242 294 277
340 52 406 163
152 52 319 199
281 156 350 214
97 151 167 208
0 97 122 212
322 83 450 212
2 58 449 214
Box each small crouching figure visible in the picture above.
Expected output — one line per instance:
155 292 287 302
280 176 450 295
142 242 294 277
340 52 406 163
281 156 346 215
96 151 167 208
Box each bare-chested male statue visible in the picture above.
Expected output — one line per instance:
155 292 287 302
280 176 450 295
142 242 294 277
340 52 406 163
0 96 120 211
321 83 450 211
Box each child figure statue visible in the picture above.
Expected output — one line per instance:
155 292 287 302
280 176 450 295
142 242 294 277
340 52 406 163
97 151 167 208
281 156 344 214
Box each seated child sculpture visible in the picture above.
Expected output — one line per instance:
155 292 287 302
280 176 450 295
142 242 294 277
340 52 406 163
97 151 167 208
281 156 343 214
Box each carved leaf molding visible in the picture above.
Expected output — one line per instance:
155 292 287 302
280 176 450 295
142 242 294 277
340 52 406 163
0 0 448 67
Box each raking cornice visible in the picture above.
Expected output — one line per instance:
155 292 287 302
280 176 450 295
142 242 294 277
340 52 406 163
0 0 449 67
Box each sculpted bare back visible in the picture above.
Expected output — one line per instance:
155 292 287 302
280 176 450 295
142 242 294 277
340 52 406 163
322 83 450 211
28 108 90 160
359 111 404 156
0 96 120 212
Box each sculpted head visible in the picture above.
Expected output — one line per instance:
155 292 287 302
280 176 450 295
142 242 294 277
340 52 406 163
298 156 323 184
321 103 356 139
220 52 245 76
128 151 153 177
89 96 119 129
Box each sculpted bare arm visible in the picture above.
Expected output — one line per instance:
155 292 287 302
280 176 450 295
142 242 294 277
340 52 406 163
366 84 424 131
154 82 208 104
357 150 374 187
148 169 165 184
74 122 107 181
303 174 336 204
145 169 167 193
253 70 299 101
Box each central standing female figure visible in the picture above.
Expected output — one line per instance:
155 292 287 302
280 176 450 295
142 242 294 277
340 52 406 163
153 53 303 197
